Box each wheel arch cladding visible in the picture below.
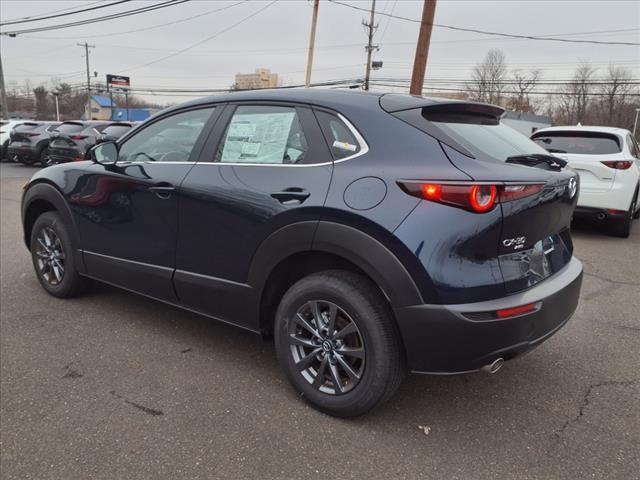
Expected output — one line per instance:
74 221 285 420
22 182 82 257
251 221 426 332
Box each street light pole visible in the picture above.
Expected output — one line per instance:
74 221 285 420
53 92 60 121
633 108 640 138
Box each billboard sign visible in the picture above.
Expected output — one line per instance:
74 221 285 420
106 74 130 90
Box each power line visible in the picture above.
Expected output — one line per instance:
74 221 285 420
1 0 190 36
0 1 104 23
20 1 249 40
327 0 640 46
0 1 131 27
114 0 278 73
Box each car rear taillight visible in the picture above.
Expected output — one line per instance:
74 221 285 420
601 160 633 170
398 182 544 213
70 135 88 140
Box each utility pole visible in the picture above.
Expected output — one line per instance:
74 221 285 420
0 51 8 119
77 42 95 119
304 0 320 88
363 0 378 91
410 0 437 96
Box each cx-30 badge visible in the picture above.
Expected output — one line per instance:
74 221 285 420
568 177 577 199
503 236 526 250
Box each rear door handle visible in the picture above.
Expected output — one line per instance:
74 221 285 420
148 184 175 199
270 188 310 204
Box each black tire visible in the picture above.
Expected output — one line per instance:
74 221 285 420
0 140 9 162
274 270 405 417
634 188 640 220
610 192 636 238
30 211 85 298
37 146 50 166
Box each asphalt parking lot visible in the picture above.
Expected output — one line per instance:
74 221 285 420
1 161 638 480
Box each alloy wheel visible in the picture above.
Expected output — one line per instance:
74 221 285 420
34 226 65 285
288 300 365 395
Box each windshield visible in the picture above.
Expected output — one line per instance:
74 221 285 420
531 131 621 155
430 115 549 160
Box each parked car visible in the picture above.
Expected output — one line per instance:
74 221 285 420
7 121 60 166
96 122 137 144
1 119 27 161
21 90 583 417
532 126 640 237
48 121 112 165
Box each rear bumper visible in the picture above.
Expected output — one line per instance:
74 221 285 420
7 146 38 161
49 147 84 164
394 257 583 373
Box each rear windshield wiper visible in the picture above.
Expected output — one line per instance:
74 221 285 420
505 153 567 171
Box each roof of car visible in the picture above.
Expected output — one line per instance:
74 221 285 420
167 88 490 114
533 125 631 136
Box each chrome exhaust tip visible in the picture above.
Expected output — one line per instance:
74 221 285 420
481 358 504 374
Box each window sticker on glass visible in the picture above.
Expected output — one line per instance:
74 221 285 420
332 140 357 152
220 112 296 163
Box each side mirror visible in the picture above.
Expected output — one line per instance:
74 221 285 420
90 141 118 165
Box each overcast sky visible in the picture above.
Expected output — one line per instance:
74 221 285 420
1 0 638 103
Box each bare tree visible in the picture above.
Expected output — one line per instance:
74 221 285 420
598 64 635 126
555 61 596 125
507 69 541 112
468 49 507 105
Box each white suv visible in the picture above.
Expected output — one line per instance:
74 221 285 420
532 126 640 237
1 119 27 161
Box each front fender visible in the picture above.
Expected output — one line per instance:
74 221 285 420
21 181 85 273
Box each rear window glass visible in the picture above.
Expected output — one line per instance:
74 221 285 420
531 132 621 155
102 125 131 137
423 112 548 160
15 123 41 131
315 111 362 160
55 123 85 133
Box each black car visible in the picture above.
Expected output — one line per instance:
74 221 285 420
7 121 60 165
21 90 583 417
96 122 137 144
48 121 112 165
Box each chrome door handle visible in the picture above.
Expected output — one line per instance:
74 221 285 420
148 185 175 199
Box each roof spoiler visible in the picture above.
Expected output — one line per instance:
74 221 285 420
379 93 504 119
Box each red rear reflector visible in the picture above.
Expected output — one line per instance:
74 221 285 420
496 303 536 318
607 208 626 215
601 160 633 170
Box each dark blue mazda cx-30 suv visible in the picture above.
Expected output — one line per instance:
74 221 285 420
21 89 583 416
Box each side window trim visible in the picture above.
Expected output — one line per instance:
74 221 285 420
117 105 220 164
312 108 369 163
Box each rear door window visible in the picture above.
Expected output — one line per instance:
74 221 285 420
315 110 362 160
531 132 621 155
215 105 309 164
